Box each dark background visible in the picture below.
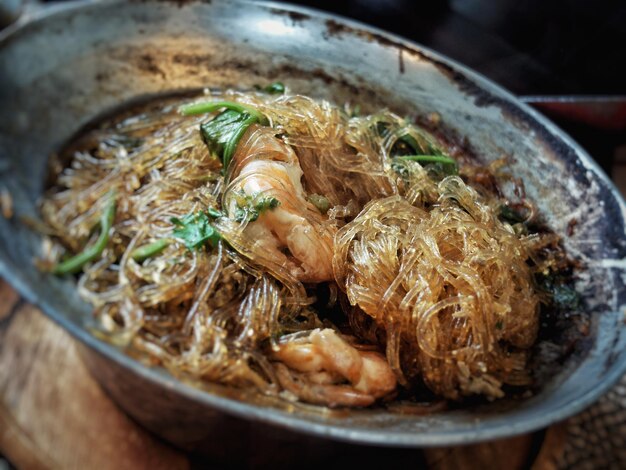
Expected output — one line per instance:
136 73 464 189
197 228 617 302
274 0 626 96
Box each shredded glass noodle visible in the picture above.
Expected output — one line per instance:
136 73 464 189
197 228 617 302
40 88 571 407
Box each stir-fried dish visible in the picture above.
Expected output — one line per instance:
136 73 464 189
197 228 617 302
39 86 579 408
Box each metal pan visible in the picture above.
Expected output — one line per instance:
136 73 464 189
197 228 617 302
1 0 625 456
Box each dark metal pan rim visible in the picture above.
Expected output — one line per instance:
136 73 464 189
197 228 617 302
1 0 625 447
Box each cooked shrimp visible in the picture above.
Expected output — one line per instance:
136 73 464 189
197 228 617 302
273 328 397 407
223 126 335 283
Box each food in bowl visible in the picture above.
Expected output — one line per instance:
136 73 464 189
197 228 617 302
39 85 581 408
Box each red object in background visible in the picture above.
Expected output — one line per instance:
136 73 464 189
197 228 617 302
522 96 626 131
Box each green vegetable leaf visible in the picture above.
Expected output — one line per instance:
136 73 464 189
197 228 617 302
179 100 267 173
398 133 423 154
179 101 263 121
261 82 285 94
207 207 223 219
393 155 458 176
307 194 331 214
375 119 458 176
233 194 280 223
550 283 581 311
499 204 527 224
395 130 443 157
375 121 436 156
131 238 171 262
171 211 222 250
131 207 223 261
536 274 581 311
200 110 259 171
53 191 117 275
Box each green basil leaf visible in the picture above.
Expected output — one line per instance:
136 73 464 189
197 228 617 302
171 211 222 250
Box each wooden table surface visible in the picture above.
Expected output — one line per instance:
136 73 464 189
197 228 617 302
0 278 624 469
